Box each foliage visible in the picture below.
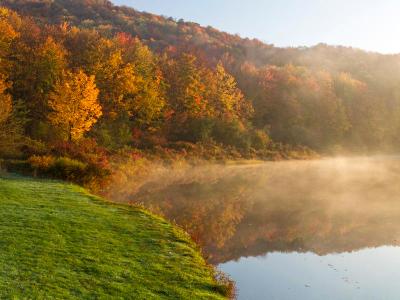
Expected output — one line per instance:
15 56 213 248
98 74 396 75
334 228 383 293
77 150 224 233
0 75 24 156
0 2 399 175
48 70 102 141
0 75 11 125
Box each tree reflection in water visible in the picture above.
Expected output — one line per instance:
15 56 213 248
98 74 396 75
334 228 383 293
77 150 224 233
123 157 400 264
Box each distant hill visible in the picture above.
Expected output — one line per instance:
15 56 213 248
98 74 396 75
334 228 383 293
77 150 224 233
1 0 275 65
4 0 400 99
3 0 400 76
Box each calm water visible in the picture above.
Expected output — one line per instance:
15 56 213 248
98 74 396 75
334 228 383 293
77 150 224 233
128 157 400 299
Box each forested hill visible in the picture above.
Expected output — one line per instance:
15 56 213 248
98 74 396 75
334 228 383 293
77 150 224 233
2 0 400 160
4 0 400 74
1 0 275 64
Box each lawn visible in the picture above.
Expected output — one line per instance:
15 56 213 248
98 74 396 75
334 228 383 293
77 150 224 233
0 176 227 299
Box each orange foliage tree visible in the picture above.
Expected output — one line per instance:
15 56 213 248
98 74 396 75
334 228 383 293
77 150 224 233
48 70 102 141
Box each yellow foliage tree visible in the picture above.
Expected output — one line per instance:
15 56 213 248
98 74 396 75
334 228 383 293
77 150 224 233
210 63 253 120
0 8 19 73
95 50 138 117
48 70 102 141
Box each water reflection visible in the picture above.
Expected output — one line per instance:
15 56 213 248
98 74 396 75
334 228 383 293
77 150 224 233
123 157 400 298
129 157 400 263
220 247 400 300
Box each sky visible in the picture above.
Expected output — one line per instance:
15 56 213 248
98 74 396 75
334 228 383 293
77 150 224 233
112 0 400 54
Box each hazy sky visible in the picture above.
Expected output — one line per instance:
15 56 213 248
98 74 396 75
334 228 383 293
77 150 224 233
112 0 400 54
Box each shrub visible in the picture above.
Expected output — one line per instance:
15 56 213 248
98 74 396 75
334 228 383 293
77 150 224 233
28 155 55 170
2 160 32 174
50 157 88 183
212 119 251 150
20 140 49 158
20 154 111 191
214 271 236 299
93 118 132 150
186 118 215 143
170 117 215 143
50 139 110 173
250 129 270 150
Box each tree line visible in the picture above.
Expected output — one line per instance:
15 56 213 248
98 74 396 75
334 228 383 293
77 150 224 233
1 7 273 159
2 0 400 167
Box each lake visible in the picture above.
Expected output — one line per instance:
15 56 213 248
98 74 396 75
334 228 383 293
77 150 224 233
129 157 400 299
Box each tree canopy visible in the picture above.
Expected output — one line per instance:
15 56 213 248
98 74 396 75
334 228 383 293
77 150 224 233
1 2 400 156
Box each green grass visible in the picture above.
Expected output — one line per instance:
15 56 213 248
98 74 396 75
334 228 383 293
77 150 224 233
0 175 227 299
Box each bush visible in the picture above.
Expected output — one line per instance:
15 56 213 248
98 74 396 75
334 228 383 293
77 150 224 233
2 159 32 174
20 140 49 158
214 271 236 299
93 118 133 150
51 139 110 168
212 119 251 150
170 118 215 143
186 118 215 142
28 155 55 170
50 157 88 183
171 117 256 152
250 129 270 150
5 154 111 191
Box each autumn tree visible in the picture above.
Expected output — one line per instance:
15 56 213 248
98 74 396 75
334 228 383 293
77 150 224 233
0 74 24 155
0 7 19 74
164 53 209 120
95 49 137 117
334 73 385 150
240 64 351 150
90 48 138 148
209 62 253 120
64 28 108 75
0 76 12 128
30 37 67 121
119 37 166 130
8 18 67 140
90 35 167 148
48 70 102 141
0 75 13 154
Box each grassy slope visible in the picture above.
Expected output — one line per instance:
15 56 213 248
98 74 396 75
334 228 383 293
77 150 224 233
0 176 226 299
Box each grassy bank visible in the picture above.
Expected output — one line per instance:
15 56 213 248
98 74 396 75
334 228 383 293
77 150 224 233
0 175 229 299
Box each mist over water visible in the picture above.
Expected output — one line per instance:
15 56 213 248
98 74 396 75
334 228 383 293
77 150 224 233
109 156 400 299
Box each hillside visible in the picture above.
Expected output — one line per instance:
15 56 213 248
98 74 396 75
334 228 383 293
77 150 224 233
2 0 400 156
1 0 274 63
0 175 229 298
3 0 400 75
